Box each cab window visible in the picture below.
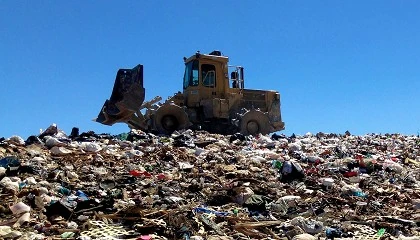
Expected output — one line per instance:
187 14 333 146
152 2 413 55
201 64 216 87
183 60 199 89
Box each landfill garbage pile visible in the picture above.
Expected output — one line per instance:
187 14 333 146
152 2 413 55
0 124 419 240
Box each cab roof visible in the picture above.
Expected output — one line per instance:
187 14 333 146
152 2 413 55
184 50 229 64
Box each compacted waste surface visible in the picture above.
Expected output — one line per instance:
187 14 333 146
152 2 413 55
0 125 419 239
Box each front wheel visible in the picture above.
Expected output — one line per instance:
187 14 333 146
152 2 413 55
239 110 272 135
153 103 190 135
160 115 179 132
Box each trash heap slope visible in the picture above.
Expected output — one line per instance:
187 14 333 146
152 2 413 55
0 127 419 239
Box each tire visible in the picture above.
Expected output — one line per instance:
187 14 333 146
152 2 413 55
239 110 272 135
154 103 190 135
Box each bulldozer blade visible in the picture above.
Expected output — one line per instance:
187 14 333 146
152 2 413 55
96 65 145 126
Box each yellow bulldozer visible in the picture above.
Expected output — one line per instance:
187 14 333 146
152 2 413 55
96 50 285 135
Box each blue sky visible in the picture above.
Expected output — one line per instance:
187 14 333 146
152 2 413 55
1 1 419 138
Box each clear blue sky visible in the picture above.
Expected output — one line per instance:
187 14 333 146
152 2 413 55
1 1 419 138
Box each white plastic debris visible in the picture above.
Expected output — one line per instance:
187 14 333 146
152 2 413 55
77 215 89 221
92 167 108 175
280 195 302 203
383 159 404 173
195 148 206 156
291 216 324 234
167 196 184 202
126 149 144 157
322 178 334 190
266 151 282 160
38 187 49 195
250 156 266 165
31 156 46 163
292 234 316 240
82 142 102 152
0 177 20 193
13 212 30 227
257 135 273 144
67 171 79 179
0 226 22 239
50 146 72 155
9 202 31 215
190 236 204 240
0 167 6 176
249 166 262 172
78 236 92 240
179 162 194 170
398 236 420 240
289 143 302 152
67 221 78 229
234 187 254 205
25 177 37 185
0 226 12 237
45 136 63 148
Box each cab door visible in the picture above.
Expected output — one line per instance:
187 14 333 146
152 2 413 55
198 62 216 118
200 63 217 99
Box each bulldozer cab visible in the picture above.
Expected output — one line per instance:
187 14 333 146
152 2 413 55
183 51 230 107
182 51 248 119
